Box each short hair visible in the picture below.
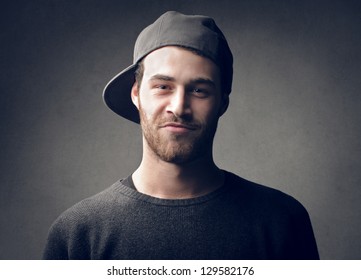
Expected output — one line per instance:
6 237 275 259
135 58 144 89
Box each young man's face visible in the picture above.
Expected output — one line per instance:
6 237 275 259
131 46 228 164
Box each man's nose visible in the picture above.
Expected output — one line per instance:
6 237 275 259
166 87 191 118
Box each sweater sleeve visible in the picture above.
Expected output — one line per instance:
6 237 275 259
289 203 320 259
43 206 94 260
42 217 70 260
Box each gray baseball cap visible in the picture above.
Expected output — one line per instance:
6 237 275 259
103 11 233 123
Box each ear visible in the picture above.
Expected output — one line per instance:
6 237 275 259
131 82 140 110
218 94 229 117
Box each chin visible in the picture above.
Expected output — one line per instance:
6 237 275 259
162 154 194 164
157 146 205 164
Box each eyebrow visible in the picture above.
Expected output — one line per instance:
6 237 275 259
191 78 217 88
149 74 216 88
149 74 175 82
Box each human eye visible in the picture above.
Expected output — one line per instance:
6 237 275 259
192 87 210 98
152 83 172 94
156 84 170 90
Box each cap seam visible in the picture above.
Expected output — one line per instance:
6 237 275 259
155 13 165 47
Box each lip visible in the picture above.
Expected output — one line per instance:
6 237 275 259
160 122 197 133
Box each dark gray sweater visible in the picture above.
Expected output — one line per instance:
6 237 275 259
43 171 319 259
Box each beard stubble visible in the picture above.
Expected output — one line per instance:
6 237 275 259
138 103 219 164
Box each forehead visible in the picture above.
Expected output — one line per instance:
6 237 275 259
142 46 221 83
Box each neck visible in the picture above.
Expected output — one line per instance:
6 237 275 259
132 144 224 199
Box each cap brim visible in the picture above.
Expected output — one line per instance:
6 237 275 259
103 64 140 123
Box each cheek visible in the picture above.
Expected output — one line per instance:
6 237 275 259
193 101 221 123
139 96 163 119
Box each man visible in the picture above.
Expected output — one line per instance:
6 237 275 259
43 11 319 259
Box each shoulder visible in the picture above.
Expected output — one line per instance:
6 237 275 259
43 180 131 259
224 171 310 219
48 180 130 233
224 171 319 260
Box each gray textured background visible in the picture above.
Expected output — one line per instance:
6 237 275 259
1 0 360 259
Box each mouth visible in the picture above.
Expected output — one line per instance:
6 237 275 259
160 122 198 133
